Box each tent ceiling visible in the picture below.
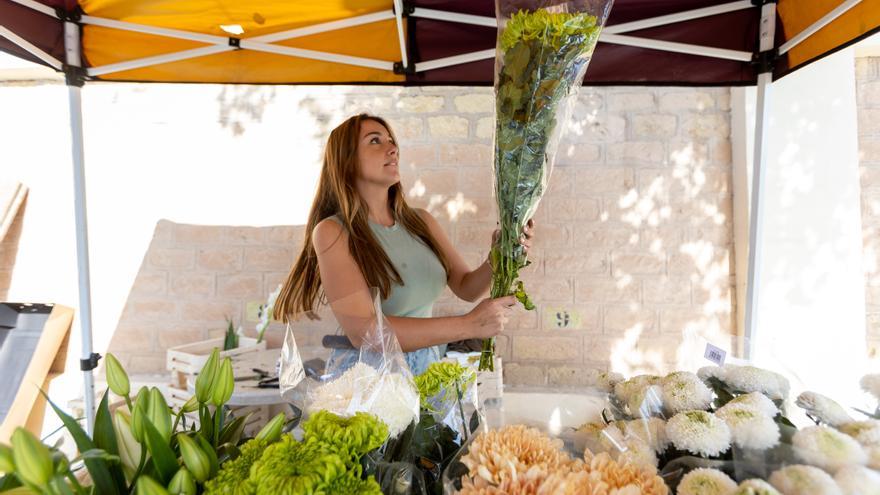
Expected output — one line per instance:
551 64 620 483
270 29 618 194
0 0 878 85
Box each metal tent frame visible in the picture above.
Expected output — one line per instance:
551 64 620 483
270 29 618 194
0 0 865 434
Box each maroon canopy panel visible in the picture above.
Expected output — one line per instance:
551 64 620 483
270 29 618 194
0 0 71 68
407 0 779 86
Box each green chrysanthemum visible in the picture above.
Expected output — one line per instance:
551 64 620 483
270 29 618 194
250 436 349 495
301 411 388 460
204 439 267 495
500 9 599 51
414 361 475 409
324 469 382 495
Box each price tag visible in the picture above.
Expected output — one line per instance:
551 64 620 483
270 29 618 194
704 343 726 366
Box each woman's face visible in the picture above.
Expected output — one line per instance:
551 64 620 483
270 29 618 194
356 119 399 187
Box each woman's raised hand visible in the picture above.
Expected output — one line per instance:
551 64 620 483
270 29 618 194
463 295 517 339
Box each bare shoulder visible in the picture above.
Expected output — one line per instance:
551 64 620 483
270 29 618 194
414 208 439 227
313 217 347 254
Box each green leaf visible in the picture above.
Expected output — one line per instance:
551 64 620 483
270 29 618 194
93 391 120 456
94 387 128 490
218 414 249 447
142 419 177 485
514 281 535 310
0 473 23 491
41 390 121 495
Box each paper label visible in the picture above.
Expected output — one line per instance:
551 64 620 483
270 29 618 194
704 343 727 365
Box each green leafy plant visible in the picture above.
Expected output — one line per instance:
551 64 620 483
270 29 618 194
483 9 603 371
0 349 280 495
222 318 239 351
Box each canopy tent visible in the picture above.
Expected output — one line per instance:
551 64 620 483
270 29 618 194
1 0 878 434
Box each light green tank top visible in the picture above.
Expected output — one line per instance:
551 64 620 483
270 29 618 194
326 215 448 374
367 218 447 318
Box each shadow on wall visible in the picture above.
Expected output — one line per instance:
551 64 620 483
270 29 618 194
0 196 27 300
107 220 316 374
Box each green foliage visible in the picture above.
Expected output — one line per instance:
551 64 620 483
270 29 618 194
223 318 239 351
414 361 475 411
483 8 602 371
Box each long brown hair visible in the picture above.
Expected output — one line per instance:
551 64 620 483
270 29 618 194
274 114 450 322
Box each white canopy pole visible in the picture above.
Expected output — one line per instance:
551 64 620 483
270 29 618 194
64 19 98 435
743 2 777 360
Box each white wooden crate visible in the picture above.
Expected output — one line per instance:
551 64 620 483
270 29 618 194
166 337 266 389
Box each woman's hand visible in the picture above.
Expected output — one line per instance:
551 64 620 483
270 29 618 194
491 218 536 255
462 295 517 339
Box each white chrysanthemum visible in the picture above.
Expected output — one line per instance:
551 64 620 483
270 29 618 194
677 468 737 495
666 410 731 457
861 374 880 400
627 384 664 418
583 369 624 393
367 372 420 436
795 391 853 427
662 371 714 414
792 425 867 471
309 362 418 437
716 404 780 450
839 420 880 447
733 479 781 495
834 465 880 495
726 392 779 418
722 365 790 400
769 465 842 495
621 417 669 453
698 365 727 383
614 374 662 404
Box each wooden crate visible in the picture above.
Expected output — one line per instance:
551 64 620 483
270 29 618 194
167 337 266 389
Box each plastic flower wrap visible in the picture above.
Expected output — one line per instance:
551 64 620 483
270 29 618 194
795 391 854 427
662 371 714 415
666 411 731 458
768 464 842 495
715 404 780 451
838 420 880 447
480 0 613 371
676 467 737 495
280 288 420 438
448 424 667 494
415 360 479 443
734 479 781 495
791 425 867 471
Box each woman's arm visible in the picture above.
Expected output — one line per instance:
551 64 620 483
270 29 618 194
416 209 534 303
416 209 491 302
313 218 512 352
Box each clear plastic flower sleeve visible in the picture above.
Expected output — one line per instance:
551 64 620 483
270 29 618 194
482 0 614 370
278 288 420 439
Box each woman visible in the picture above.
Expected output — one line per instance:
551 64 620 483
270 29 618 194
273 114 535 374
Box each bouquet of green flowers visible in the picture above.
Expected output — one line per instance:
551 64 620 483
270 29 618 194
482 1 612 371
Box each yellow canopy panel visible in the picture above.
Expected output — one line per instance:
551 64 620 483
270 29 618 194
80 0 405 83
779 0 880 71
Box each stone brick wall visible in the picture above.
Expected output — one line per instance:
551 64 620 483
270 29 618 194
857 57 880 357
108 85 736 385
